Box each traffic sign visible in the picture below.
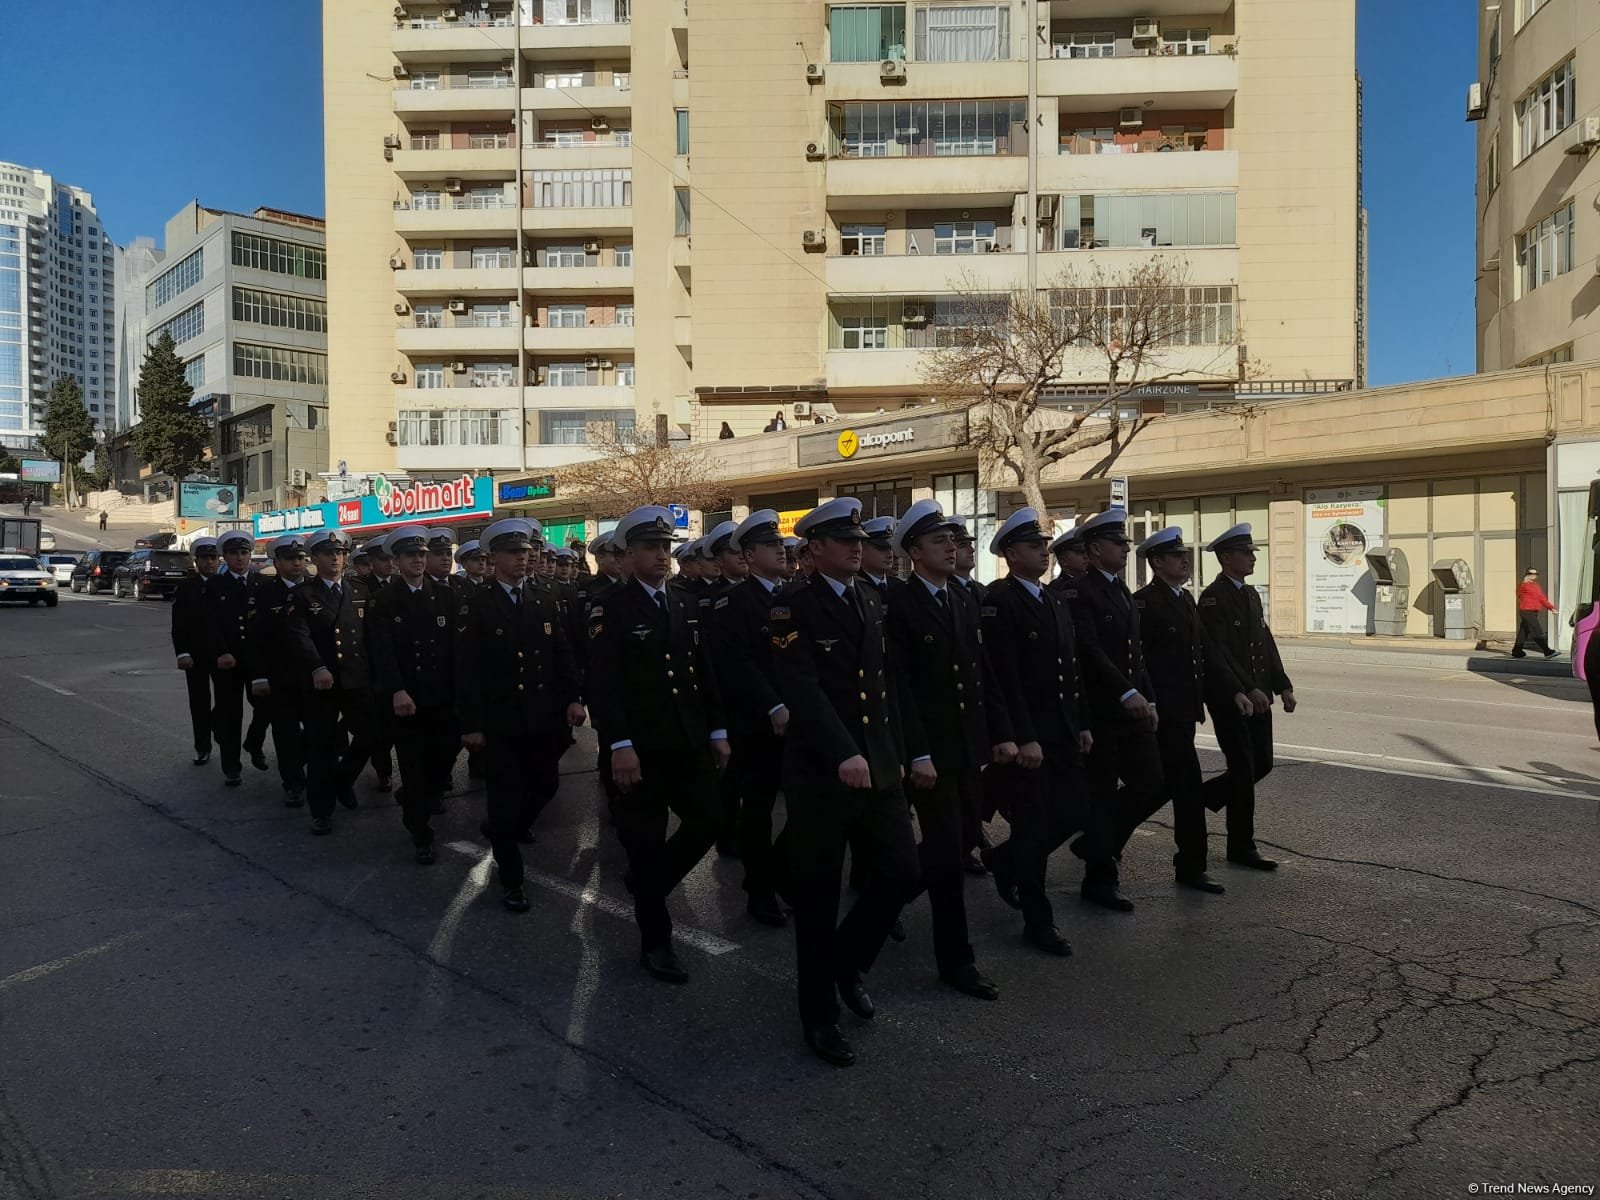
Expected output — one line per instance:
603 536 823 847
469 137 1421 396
1110 476 1129 509
667 504 690 529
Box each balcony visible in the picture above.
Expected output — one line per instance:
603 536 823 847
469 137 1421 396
1038 148 1238 192
521 80 633 115
394 84 517 120
523 383 635 411
674 315 691 352
1042 54 1238 111
826 155 1027 206
1035 245 1239 283
395 201 519 236
825 349 936 393
397 321 521 353
826 252 1026 295
394 384 521 411
399 441 524 471
824 61 1028 102
522 206 634 235
392 147 518 181
523 324 636 352
520 264 634 293
392 23 518 61
393 266 520 295
520 20 632 59
520 140 633 171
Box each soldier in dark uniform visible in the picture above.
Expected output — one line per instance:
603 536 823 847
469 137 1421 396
1066 508 1167 912
423 527 456 588
451 539 488 597
769 498 922 1067
362 535 396 794
204 529 271 787
1048 527 1088 594
668 538 699 595
369 524 459 865
351 548 372 582
979 508 1094 956
250 535 311 807
585 506 729 982
857 517 896 595
709 521 748 596
706 509 790 926
172 536 220 766
1135 527 1252 893
286 529 376 835
950 515 986 604
456 519 584 909
1198 523 1297 871
366 538 395 588
946 513 993 873
782 536 800 582
886 499 1013 1001
702 519 745 856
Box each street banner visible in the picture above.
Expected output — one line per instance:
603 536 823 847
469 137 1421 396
178 483 239 520
1304 486 1386 635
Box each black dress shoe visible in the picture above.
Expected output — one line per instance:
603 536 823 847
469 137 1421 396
747 895 787 927
310 816 332 835
223 773 242 788
640 945 688 984
1023 924 1072 956
941 963 1000 1001
1227 852 1279 871
717 836 741 858
373 774 393 794
804 1024 856 1068
962 849 989 876
836 971 875 1020
427 797 446 816
1081 884 1135 912
248 748 268 772
502 888 530 913
414 844 437 866
283 786 305 808
516 828 535 846
192 751 210 766
1176 871 1226 894
980 846 1021 910
337 787 358 810
887 917 906 943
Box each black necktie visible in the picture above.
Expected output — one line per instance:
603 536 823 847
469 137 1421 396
509 586 520 606
654 590 667 613
934 589 946 610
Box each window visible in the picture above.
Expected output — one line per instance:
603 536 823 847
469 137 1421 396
183 355 207 390
1518 0 1550 29
1161 28 1210 55
1517 202 1575 295
146 250 203 308
233 287 328 333
614 243 633 265
840 224 887 255
415 363 445 388
150 302 205 346
469 303 513 327
233 343 328 384
674 188 692 236
397 408 514 446
413 247 443 269
1055 192 1237 249
413 305 444 328
458 186 510 209
914 5 1010 62
544 361 590 386
1054 31 1113 58
467 128 514 149
840 314 888 349
675 109 690 155
469 361 516 387
1051 285 1236 346
232 232 326 279
409 71 441 90
466 69 513 88
829 99 1026 157
616 361 635 385
543 245 587 267
615 303 634 326
1488 130 1501 192
410 130 441 150
547 303 587 328
527 168 633 208
1523 344 1574 366
539 409 636 444
829 4 907 61
540 0 631 26
934 221 996 254
471 245 515 268
1515 60 1574 162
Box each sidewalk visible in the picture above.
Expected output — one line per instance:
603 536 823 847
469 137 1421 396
1276 634 1575 678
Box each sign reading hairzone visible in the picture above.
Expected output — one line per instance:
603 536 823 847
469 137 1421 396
798 410 967 468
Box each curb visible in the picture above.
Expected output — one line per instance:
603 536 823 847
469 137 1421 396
1277 640 1575 678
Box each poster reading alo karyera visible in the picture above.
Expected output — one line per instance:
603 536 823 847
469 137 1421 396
1304 487 1386 635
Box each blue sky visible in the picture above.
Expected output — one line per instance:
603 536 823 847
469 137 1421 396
0 0 1473 386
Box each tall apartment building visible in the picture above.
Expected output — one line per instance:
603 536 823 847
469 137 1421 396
1472 0 1600 371
113 236 165 434
323 0 1360 478
0 163 117 451
120 203 331 512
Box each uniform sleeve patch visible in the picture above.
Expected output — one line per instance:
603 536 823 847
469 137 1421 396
1200 597 1218 607
588 606 603 618
590 624 604 637
771 631 799 649
981 606 997 617
714 596 729 609
770 607 791 620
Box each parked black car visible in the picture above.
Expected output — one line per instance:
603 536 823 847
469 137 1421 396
111 548 194 600
69 550 131 594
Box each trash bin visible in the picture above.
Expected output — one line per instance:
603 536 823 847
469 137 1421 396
1366 547 1410 636
1431 558 1481 641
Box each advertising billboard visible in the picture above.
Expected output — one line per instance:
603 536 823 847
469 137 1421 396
19 459 61 484
178 483 240 520
1304 487 1386 635
253 473 495 540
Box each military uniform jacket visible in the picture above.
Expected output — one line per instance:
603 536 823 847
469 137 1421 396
170 572 210 661
886 575 1011 772
250 577 306 688
369 577 456 710
455 580 578 737
769 574 904 789
1066 569 1156 733
980 576 1089 750
1197 577 1291 702
585 579 723 755
285 577 372 691
707 577 784 738
202 571 262 664
1135 582 1244 726
447 573 481 605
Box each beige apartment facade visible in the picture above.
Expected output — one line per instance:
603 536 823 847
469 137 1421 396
323 0 1362 481
1472 0 1600 370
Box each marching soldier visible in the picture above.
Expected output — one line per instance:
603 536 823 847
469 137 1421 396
451 540 488 598
286 528 376 835
708 519 749 596
368 524 459 865
1134 527 1251 894
782 536 800 581
250 535 312 807
669 538 700 593
455 519 584 911
204 529 271 787
362 532 397 797
1066 509 1167 912
1048 527 1088 593
769 498 921 1067
946 513 992 874
886 500 1014 1002
857 517 896 595
172 536 221 766
424 527 456 587
1198 524 1297 871
950 516 986 605
702 518 745 856
978 509 1094 956
585 506 730 982
706 509 790 926
351 546 373 582
366 538 395 588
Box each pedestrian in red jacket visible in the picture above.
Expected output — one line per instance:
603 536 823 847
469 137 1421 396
1512 568 1559 658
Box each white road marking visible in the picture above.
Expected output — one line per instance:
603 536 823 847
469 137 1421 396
442 840 739 955
1304 683 1583 712
19 674 74 696
0 914 193 992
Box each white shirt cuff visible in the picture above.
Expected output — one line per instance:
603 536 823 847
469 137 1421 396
709 729 727 742
610 739 633 751
251 678 267 686
1119 688 1139 703
766 704 786 716
912 754 932 765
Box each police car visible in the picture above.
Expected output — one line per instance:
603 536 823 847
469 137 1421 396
0 554 59 607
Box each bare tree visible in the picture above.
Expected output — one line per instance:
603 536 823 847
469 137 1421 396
552 411 730 518
922 258 1247 514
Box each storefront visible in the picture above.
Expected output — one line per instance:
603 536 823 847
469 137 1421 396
252 472 495 544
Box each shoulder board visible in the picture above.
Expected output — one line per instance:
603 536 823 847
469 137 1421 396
588 605 603 618
981 606 997 617
714 596 729 609
1200 597 1218 607
770 606 791 620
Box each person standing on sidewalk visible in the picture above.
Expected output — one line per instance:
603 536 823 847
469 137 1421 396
98 510 107 531
1512 568 1560 659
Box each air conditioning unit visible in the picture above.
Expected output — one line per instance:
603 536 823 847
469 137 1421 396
801 229 826 249
394 5 407 18
880 59 907 81
450 360 468 373
591 115 610 131
390 370 407 383
584 355 602 368
1037 194 1059 222
389 255 407 269
902 302 928 325
793 401 813 417
291 469 309 488
388 421 398 433
447 298 468 314
383 135 402 149
1119 107 1145 129
394 302 410 315
599 358 615 369
445 177 463 194
442 7 459 20
1466 81 1488 122
384 148 395 162
583 239 602 252
1132 17 1160 41
805 140 825 160
393 65 409 79
386 431 398 445
805 63 825 83
1565 115 1600 153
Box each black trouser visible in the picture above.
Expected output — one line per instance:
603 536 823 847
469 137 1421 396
395 706 457 848
730 729 784 901
715 768 742 849
1513 612 1553 655
1082 725 1166 886
958 768 984 854
483 724 563 889
183 664 213 756
988 750 1091 932
1201 706 1274 856
268 685 307 792
784 774 920 1032
210 667 269 777
304 688 375 819
902 770 977 978
1155 718 1209 875
613 747 717 950
368 687 394 783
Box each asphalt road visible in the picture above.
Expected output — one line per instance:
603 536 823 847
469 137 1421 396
1 591 1596 1200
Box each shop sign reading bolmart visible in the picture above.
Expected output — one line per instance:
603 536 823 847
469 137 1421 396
253 474 494 540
